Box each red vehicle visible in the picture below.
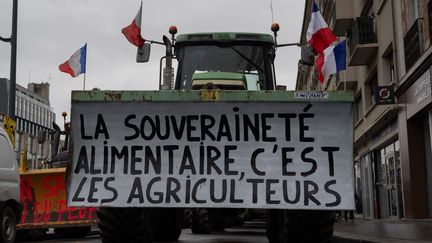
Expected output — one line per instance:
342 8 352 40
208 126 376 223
17 116 96 240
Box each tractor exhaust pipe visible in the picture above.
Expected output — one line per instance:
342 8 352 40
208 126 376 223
161 27 177 90
161 35 174 90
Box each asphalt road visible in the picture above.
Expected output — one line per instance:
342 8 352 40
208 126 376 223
17 226 360 243
18 222 269 243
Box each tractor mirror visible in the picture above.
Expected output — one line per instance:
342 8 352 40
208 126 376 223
137 43 151 63
300 45 315 66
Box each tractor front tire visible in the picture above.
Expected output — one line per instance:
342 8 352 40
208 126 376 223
210 214 225 232
266 209 285 243
0 207 17 243
97 208 151 243
280 210 335 243
191 208 211 234
148 208 183 241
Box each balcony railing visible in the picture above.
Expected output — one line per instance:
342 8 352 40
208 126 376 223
348 16 377 55
347 16 378 66
404 18 424 71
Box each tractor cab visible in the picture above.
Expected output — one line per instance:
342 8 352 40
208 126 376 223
136 32 277 91
173 33 276 91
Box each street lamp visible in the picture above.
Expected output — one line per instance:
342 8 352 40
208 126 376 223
0 0 18 120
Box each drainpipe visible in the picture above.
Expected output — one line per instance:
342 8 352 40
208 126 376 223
391 0 400 83
391 0 406 83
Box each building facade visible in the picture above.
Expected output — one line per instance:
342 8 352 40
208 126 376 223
0 79 55 169
297 0 432 219
397 0 432 219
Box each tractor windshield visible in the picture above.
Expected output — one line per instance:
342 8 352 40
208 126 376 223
175 44 273 90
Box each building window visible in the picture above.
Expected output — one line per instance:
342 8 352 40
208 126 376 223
23 100 27 120
402 0 423 33
383 45 396 84
36 105 39 125
39 106 43 125
43 109 47 127
15 97 17 115
29 103 33 123
20 96 24 118
16 96 21 117
49 112 53 127
390 58 396 83
365 72 378 110
402 0 425 71
354 95 363 124
27 100 31 120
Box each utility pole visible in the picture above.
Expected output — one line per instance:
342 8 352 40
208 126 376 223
1 0 18 120
9 0 18 120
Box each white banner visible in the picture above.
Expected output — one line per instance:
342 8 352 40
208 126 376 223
68 102 354 210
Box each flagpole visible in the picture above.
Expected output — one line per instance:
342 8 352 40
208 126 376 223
140 1 143 30
83 42 87 90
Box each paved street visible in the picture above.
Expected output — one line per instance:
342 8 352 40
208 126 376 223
334 219 432 243
17 219 432 243
18 222 269 243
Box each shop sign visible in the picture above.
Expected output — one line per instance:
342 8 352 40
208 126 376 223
374 86 395 105
406 67 432 118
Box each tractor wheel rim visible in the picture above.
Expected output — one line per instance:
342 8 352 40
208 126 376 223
3 213 14 240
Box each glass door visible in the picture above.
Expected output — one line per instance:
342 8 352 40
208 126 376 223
384 154 399 218
425 113 432 217
379 142 403 219
361 154 374 219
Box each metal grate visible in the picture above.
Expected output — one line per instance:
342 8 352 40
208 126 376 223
404 18 423 71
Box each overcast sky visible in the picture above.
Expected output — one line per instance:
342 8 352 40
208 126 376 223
0 0 305 125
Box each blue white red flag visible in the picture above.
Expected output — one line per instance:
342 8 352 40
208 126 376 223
316 41 347 83
59 44 87 77
306 1 336 54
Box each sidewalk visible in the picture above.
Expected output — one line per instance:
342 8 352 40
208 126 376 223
333 218 432 243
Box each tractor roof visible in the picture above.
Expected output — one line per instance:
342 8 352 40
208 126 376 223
175 32 274 45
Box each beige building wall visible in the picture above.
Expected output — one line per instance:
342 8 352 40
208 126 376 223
297 0 412 219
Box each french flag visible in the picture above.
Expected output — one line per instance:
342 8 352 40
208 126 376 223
59 44 87 77
316 41 347 83
122 3 145 47
306 1 336 54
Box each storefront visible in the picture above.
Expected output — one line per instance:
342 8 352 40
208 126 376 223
425 111 432 217
377 140 403 219
356 120 401 219
358 152 375 219
398 66 432 219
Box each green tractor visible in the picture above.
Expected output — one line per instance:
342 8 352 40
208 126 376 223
91 27 338 243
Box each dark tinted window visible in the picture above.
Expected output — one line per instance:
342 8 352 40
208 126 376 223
176 45 269 90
